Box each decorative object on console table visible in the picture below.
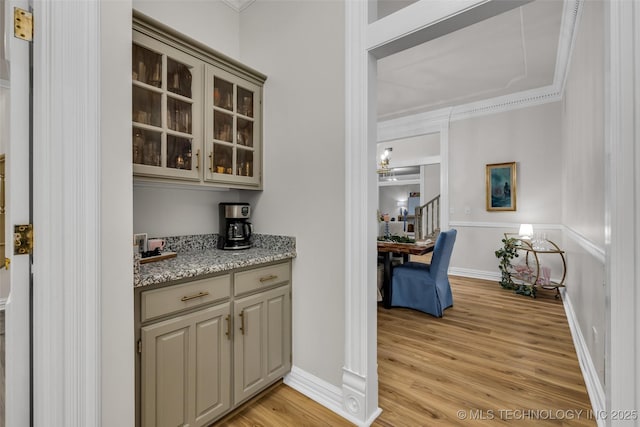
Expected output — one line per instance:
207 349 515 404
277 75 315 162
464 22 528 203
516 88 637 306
494 236 523 294
486 162 517 211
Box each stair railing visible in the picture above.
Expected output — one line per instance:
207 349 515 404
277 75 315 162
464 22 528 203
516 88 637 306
415 195 440 240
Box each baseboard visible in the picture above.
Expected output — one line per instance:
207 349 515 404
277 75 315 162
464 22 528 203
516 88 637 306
561 289 606 427
449 267 500 282
284 366 346 420
284 367 382 427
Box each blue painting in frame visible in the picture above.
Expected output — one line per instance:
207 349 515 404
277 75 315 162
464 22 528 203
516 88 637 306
486 162 517 211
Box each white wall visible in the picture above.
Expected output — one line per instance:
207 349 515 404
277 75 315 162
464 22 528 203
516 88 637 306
239 1 346 387
377 132 440 166
448 102 564 278
379 184 419 219
133 185 239 237
561 0 605 390
422 163 440 204
133 0 240 59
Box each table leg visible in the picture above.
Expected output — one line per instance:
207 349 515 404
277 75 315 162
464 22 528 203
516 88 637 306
382 252 392 309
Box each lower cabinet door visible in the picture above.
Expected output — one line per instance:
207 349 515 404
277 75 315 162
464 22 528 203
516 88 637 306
141 304 231 427
233 285 290 405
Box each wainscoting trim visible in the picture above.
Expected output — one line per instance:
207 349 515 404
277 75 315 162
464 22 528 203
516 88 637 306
449 221 564 230
564 226 606 264
561 289 606 427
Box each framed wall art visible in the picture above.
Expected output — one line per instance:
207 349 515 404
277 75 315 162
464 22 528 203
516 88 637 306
486 162 517 211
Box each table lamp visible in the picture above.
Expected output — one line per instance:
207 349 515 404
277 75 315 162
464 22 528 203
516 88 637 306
519 223 533 239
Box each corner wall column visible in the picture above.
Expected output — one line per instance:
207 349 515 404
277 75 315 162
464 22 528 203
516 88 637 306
343 0 381 425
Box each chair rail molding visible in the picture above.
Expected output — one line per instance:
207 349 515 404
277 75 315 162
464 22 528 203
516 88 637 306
564 226 605 265
448 220 564 230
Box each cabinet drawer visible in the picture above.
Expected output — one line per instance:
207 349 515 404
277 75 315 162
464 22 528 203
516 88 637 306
234 262 290 296
141 275 231 322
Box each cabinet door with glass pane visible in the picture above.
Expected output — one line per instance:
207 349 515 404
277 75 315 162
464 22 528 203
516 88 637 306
204 66 262 188
132 32 203 181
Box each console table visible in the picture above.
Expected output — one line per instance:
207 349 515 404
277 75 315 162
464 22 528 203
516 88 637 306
504 233 566 298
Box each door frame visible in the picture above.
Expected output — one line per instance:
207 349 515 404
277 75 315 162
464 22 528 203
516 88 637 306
29 1 134 425
4 1 32 425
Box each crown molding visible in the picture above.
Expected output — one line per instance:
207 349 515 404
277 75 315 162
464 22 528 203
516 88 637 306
221 0 255 12
553 0 584 94
377 0 583 141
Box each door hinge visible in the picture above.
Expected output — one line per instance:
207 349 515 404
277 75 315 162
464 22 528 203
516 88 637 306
14 224 33 255
137 339 142 354
14 8 33 42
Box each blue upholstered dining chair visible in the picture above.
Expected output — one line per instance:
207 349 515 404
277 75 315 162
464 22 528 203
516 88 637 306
390 229 457 317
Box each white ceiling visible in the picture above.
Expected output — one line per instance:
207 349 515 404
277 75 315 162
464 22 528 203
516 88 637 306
376 0 564 121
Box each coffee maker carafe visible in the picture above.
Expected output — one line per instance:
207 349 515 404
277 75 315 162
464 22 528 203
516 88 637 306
218 202 252 250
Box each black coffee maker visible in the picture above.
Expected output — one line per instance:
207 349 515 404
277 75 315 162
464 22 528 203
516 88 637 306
218 202 252 250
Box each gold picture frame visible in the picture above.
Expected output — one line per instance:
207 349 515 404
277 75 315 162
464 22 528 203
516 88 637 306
486 162 517 211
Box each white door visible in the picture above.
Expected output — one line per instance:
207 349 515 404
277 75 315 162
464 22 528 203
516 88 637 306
2 0 32 426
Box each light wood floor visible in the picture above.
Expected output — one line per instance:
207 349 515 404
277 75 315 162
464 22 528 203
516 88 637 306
219 276 595 426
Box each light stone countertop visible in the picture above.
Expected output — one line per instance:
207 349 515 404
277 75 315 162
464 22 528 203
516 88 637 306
134 234 296 288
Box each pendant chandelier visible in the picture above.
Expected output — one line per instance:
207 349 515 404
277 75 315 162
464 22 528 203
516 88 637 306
377 147 392 177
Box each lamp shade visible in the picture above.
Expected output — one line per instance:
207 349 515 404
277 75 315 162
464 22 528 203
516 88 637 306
519 223 533 238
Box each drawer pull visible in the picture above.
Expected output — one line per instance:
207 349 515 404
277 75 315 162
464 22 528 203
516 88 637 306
239 310 246 335
225 315 231 339
180 291 210 302
259 274 278 283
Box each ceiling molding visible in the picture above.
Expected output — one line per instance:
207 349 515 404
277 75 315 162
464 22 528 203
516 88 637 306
221 0 256 12
553 0 584 94
377 0 583 142
449 84 562 122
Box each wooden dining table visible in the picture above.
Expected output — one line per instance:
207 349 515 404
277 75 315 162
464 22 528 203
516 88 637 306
377 240 436 308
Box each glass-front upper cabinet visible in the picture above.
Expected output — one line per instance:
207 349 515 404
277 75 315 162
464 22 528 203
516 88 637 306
132 15 265 190
132 32 202 181
204 66 262 187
